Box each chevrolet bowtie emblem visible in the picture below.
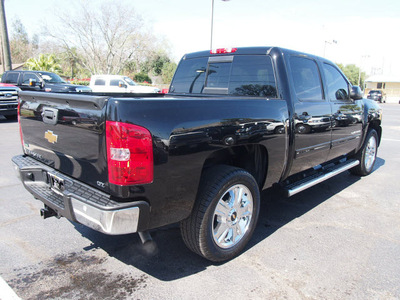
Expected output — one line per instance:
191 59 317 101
45 130 58 144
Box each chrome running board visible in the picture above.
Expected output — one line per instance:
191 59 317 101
284 159 360 197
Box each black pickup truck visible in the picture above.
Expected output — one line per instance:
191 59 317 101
12 47 382 262
2 70 92 93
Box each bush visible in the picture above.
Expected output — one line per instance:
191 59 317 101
67 78 90 86
134 73 152 84
69 80 90 86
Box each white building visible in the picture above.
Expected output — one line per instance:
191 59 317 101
365 75 400 103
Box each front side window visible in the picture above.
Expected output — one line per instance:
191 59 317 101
22 73 40 84
323 63 350 101
110 79 121 86
290 56 323 101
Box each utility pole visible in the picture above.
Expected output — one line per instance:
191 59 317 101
0 0 12 71
210 0 230 50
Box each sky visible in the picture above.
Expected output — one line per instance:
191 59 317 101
4 0 400 76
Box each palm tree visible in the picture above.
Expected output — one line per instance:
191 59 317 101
25 54 62 73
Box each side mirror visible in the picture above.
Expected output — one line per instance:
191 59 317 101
29 78 37 86
118 81 127 88
350 86 363 100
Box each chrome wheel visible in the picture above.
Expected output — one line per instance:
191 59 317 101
364 135 377 172
181 166 260 261
212 184 253 249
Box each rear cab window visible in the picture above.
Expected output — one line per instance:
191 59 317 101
170 55 278 98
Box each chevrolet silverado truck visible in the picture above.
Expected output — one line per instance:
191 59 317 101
12 47 382 262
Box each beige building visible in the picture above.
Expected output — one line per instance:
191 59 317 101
365 75 400 103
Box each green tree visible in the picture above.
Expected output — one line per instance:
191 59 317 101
152 54 171 76
25 54 62 73
337 63 366 89
10 18 31 63
161 61 177 84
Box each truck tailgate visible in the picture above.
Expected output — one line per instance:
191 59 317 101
19 91 109 192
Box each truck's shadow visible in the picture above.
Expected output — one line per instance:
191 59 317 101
74 157 385 281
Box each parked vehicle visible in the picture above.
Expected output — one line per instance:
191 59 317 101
89 75 160 93
1 70 91 93
0 83 19 120
367 90 385 103
12 47 382 262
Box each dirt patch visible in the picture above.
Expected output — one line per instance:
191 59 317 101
8 252 147 300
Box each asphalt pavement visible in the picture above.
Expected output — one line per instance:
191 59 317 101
0 104 399 300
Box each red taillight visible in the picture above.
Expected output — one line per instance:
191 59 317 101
106 121 153 186
210 47 237 54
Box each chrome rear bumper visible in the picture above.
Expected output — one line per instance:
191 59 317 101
12 155 149 235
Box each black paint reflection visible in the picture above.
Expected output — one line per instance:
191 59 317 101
168 119 276 153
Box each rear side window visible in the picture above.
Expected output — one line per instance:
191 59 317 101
4 72 19 84
290 56 323 101
170 55 277 98
94 79 106 86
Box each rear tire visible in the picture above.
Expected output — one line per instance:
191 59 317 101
350 129 378 176
181 165 260 262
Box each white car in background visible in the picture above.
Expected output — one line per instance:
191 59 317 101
89 75 160 93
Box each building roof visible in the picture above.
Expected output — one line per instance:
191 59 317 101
365 75 400 83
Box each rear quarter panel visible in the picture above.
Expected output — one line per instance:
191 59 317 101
107 96 288 229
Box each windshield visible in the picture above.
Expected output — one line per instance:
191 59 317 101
39 72 67 84
124 77 137 86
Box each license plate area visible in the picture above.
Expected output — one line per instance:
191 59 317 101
48 173 65 195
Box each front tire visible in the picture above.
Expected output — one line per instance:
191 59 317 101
350 129 378 176
181 166 260 262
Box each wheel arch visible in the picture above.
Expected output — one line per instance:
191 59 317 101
201 144 268 189
368 120 382 146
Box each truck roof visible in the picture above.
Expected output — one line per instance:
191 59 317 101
183 46 325 62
